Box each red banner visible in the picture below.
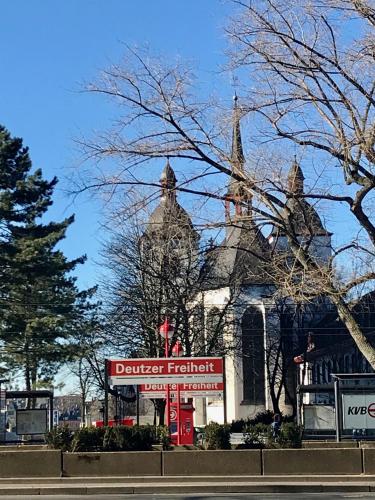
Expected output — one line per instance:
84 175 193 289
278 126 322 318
108 357 223 385
139 381 224 399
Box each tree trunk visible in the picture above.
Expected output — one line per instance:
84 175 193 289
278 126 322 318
332 294 375 369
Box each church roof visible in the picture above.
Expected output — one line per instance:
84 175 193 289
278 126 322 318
147 196 195 234
283 197 329 236
201 96 272 290
146 161 198 240
201 220 272 289
276 159 330 237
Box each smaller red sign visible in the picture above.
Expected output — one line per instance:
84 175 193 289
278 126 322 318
368 403 375 418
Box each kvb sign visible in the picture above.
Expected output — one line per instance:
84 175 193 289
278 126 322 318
342 394 375 429
107 357 223 386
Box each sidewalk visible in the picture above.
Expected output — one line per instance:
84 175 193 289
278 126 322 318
0 476 374 495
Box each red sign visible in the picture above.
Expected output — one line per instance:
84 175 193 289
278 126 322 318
139 381 224 399
368 403 375 418
108 357 223 385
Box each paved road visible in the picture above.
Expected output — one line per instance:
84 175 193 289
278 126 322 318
0 494 374 499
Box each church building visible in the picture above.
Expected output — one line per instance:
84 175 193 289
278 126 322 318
144 97 336 425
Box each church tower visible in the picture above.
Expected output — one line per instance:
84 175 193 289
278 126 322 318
225 95 252 221
271 158 332 263
197 97 277 424
146 159 199 250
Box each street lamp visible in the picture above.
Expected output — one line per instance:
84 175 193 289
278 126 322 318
159 318 174 429
171 341 184 446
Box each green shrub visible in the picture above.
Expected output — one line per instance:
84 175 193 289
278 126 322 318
71 426 105 452
248 410 274 426
102 425 155 451
204 422 231 450
277 422 303 448
103 426 121 451
230 418 247 433
155 425 171 450
45 425 73 451
243 423 270 449
124 425 155 451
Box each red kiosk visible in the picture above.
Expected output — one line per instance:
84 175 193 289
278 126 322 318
159 319 194 446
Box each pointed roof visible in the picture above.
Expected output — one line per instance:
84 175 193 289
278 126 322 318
202 96 271 289
288 157 304 194
160 159 177 191
280 160 329 236
231 94 245 169
226 95 251 210
146 161 198 241
200 220 272 289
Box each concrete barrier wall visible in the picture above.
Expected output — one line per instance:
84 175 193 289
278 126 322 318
62 451 162 477
162 450 262 476
262 448 363 475
362 448 375 474
0 450 61 477
0 447 371 477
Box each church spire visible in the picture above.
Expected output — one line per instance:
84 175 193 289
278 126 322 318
225 95 251 219
160 159 177 200
288 156 304 195
231 94 245 171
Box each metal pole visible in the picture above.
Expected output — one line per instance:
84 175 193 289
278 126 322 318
296 388 301 427
136 385 140 426
222 356 227 424
334 379 341 442
165 333 170 429
49 392 54 432
176 383 181 445
0 381 2 444
104 359 109 426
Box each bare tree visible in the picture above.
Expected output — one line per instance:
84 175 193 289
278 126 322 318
69 358 96 425
76 1 375 367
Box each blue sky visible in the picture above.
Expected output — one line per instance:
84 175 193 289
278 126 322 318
0 0 231 289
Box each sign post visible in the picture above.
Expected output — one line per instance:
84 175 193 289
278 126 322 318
159 319 174 429
172 340 183 446
104 359 109 426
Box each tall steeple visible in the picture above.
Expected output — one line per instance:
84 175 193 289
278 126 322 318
160 159 177 201
282 159 330 239
231 94 245 171
225 95 252 220
288 156 304 195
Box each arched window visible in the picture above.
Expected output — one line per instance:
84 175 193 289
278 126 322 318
338 357 344 372
191 304 205 356
316 364 321 384
344 355 350 373
327 361 332 382
206 307 224 356
312 364 316 384
322 361 327 383
241 306 265 404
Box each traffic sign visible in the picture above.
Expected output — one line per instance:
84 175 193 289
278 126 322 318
108 357 224 385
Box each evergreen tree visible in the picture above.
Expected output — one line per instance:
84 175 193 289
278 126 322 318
0 126 97 390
